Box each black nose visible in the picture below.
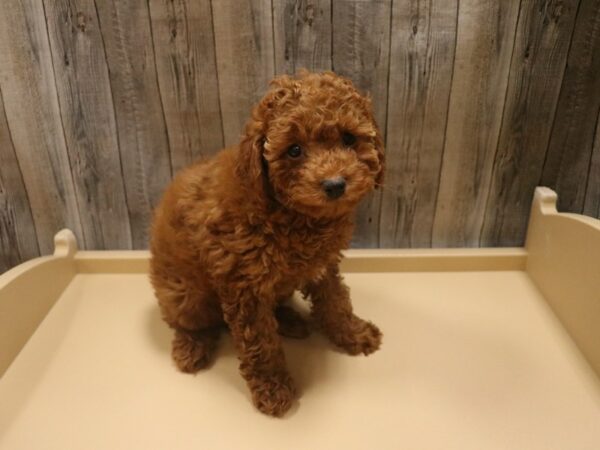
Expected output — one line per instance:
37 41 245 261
322 177 346 199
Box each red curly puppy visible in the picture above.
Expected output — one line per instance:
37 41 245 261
150 71 385 416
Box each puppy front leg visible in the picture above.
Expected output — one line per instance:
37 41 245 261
305 266 382 355
222 292 295 416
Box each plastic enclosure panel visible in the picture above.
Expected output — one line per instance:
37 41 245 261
526 187 600 378
0 188 599 450
0 231 77 376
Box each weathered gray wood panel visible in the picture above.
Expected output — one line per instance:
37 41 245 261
380 0 458 248
583 112 600 218
211 0 275 146
0 0 83 254
273 0 332 74
480 0 580 246
148 0 224 173
95 0 173 248
433 0 521 247
43 0 132 249
1 0 600 272
332 0 392 247
542 0 600 213
0 87 40 273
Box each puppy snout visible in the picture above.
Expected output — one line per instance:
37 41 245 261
321 177 346 199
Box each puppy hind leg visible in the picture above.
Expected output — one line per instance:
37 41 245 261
153 276 224 373
172 327 221 373
168 293 224 373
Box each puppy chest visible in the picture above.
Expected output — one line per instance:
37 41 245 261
267 243 335 287
209 218 348 285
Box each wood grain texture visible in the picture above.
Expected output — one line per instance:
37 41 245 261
95 0 172 248
273 0 332 74
148 0 224 173
331 0 392 247
583 111 600 218
332 0 391 128
541 0 600 213
480 0 580 246
3 0 600 272
379 0 458 248
0 0 83 254
0 88 40 273
43 0 132 250
211 0 275 146
432 0 521 247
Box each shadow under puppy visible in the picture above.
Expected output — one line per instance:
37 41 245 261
150 71 385 417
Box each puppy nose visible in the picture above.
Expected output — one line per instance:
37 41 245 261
321 177 346 199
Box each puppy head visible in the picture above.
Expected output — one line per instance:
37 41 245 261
237 71 385 218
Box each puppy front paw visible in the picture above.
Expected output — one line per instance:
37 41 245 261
328 316 382 356
249 371 296 417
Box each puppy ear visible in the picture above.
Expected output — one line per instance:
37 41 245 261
236 76 299 207
374 128 385 187
359 94 386 188
236 133 269 208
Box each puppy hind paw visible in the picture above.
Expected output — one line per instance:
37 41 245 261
171 329 218 373
250 372 297 417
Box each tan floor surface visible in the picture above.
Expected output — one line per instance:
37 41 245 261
1 271 599 450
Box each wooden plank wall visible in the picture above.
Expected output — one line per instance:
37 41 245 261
381 0 457 248
0 0 599 271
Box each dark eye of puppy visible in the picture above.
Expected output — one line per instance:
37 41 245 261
287 144 302 158
342 132 356 147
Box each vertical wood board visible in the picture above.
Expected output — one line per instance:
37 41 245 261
480 0 580 246
583 111 600 218
432 0 521 247
273 0 332 74
541 0 600 213
0 0 83 253
380 0 458 248
43 0 132 249
211 0 275 146
95 0 173 248
0 88 40 273
149 0 224 174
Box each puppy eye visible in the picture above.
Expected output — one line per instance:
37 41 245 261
287 144 302 158
342 132 356 147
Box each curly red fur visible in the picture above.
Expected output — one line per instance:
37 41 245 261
150 71 384 416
